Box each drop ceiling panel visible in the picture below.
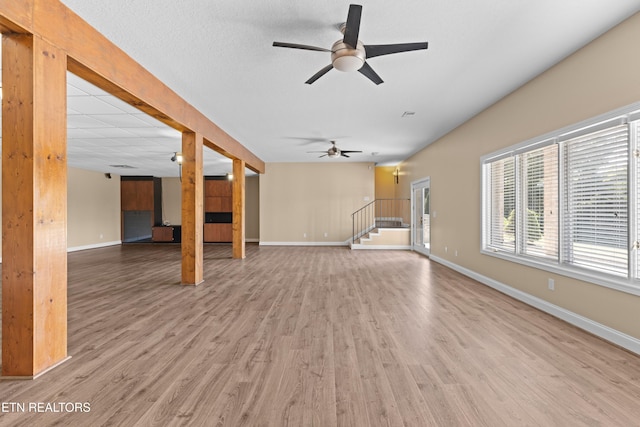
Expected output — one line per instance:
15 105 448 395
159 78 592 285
123 127 180 138
88 114 153 128
67 73 111 96
67 128 107 139
67 114 115 129
67 84 90 97
131 113 169 128
95 95 147 115
67 96 128 115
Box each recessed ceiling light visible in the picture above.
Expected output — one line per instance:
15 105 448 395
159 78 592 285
402 111 415 117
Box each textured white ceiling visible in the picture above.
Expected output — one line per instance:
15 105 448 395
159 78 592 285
3 1 640 177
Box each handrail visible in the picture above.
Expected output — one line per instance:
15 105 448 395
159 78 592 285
351 199 410 244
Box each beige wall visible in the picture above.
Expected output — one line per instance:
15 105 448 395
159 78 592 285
398 12 640 339
67 168 121 248
375 166 399 199
161 177 182 226
260 162 375 243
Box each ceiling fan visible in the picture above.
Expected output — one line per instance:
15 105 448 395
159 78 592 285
273 4 428 85
308 141 362 158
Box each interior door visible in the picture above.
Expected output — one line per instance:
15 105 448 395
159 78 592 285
412 178 430 256
413 187 424 248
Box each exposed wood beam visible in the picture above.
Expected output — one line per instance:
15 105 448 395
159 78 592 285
181 132 204 286
0 0 264 173
232 159 246 259
2 33 69 377
0 0 31 33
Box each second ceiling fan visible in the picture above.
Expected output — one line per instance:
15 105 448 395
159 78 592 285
309 141 362 158
273 4 428 85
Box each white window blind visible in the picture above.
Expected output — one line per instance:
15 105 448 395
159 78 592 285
563 125 628 277
487 157 515 253
634 120 640 279
519 144 558 259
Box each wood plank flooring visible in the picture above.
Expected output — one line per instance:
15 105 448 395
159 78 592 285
1 244 640 426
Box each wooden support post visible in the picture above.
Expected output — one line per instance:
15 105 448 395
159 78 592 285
232 159 246 259
2 34 69 377
181 132 204 285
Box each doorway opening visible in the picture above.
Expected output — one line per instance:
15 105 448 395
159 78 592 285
411 177 430 256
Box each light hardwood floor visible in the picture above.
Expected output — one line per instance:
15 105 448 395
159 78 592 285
1 244 640 426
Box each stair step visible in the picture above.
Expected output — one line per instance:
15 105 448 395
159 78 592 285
375 220 403 228
351 227 410 249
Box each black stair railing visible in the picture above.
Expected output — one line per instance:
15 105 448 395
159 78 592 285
351 199 410 243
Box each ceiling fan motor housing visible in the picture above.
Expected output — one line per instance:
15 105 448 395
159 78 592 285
331 40 365 72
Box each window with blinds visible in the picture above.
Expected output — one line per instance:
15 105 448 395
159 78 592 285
482 104 640 293
634 121 640 280
520 144 558 260
563 125 628 277
486 157 515 253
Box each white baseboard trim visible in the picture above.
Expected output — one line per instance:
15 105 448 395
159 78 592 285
246 238 260 243
67 240 122 253
259 241 349 247
430 254 640 356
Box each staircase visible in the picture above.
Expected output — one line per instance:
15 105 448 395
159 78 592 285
351 227 411 249
350 199 411 250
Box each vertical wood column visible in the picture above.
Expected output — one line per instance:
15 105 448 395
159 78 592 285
2 34 68 377
232 159 246 259
181 132 204 285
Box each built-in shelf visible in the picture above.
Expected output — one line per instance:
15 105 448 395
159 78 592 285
204 176 232 242
204 223 232 242
121 177 162 243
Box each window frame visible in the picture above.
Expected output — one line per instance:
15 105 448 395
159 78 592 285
481 102 640 297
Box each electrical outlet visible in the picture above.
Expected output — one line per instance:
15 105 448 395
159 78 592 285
454 250 458 257
445 246 448 253
548 278 555 291
324 232 328 237
303 233 307 238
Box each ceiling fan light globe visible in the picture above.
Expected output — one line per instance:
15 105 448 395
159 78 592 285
333 56 364 72
331 40 366 72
